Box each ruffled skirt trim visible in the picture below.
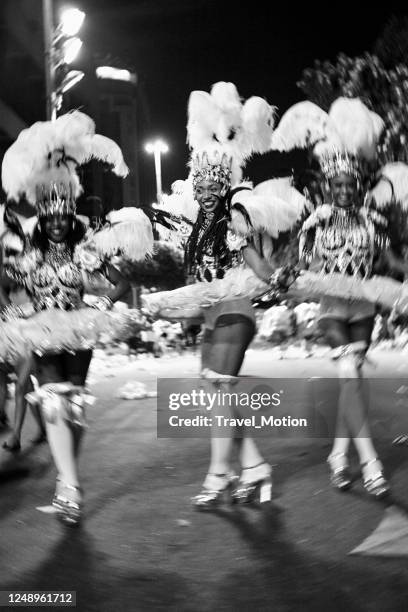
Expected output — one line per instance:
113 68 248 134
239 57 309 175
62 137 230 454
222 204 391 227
141 266 408 319
0 307 147 365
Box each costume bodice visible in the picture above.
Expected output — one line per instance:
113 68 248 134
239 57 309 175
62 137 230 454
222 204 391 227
4 239 105 312
316 207 373 278
29 243 84 311
300 204 388 280
191 212 245 282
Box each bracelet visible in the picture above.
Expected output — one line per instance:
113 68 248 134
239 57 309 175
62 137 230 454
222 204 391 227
92 295 114 312
268 266 299 293
0 303 24 321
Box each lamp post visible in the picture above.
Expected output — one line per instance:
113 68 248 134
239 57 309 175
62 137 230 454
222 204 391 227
145 139 169 204
42 1 85 120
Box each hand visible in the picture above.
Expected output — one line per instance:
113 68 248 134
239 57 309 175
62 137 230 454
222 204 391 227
269 265 299 293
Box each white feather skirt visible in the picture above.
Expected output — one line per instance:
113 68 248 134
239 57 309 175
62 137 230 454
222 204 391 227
0 307 147 365
141 266 408 319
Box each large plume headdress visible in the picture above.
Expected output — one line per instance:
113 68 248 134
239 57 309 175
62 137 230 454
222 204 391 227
157 83 309 248
1 111 129 217
270 97 385 182
187 81 276 190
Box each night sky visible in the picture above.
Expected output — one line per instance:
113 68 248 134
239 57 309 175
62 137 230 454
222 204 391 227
70 0 407 203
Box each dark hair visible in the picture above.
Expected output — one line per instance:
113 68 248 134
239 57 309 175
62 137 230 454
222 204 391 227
184 198 229 272
2 203 27 246
32 215 87 254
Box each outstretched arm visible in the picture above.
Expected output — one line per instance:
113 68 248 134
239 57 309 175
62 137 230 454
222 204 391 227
104 263 131 303
242 245 275 282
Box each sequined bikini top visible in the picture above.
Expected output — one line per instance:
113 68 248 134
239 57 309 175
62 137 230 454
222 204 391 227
5 242 89 312
29 243 84 311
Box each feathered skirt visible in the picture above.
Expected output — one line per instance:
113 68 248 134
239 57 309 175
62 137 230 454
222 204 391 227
0 307 147 365
141 265 408 319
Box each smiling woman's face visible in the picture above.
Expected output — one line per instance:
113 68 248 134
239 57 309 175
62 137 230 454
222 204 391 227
44 214 71 243
330 172 358 208
194 180 224 214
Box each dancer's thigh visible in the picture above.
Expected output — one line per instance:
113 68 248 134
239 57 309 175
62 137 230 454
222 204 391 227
318 317 350 348
209 316 256 376
350 317 375 347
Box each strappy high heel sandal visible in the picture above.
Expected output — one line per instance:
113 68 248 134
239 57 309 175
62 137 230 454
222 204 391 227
327 453 352 491
361 458 390 499
231 462 272 504
191 472 237 510
52 479 82 526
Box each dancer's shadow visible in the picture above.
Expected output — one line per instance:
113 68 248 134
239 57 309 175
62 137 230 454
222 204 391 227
206 502 407 612
3 529 199 612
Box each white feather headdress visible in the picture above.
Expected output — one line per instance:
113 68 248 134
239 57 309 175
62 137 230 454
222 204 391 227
1 111 129 216
229 177 308 242
271 97 384 179
188 81 275 187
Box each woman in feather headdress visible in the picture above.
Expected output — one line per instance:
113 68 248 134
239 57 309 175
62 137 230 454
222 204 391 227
143 83 309 509
270 96 408 498
0 111 153 526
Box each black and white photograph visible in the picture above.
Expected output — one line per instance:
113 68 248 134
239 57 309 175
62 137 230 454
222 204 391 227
1 1 408 610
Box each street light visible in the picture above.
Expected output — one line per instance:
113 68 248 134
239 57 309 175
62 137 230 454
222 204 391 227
42 1 85 120
145 139 169 204
59 8 85 37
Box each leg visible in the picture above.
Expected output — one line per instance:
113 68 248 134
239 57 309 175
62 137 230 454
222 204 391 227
3 355 33 451
350 318 388 496
348 317 376 461
202 316 272 504
200 328 213 372
34 350 92 524
193 316 256 509
207 316 256 475
0 366 8 428
319 317 351 453
319 317 353 489
62 350 92 458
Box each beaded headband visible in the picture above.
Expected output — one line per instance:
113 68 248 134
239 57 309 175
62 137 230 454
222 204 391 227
319 150 361 181
35 183 76 217
191 152 232 191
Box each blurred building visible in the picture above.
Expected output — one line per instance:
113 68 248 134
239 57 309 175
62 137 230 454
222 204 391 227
0 0 140 213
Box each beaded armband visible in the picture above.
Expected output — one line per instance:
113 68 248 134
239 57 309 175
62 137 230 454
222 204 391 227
91 295 114 311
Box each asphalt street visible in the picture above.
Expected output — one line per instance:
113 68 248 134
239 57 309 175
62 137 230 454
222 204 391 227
1 346 408 611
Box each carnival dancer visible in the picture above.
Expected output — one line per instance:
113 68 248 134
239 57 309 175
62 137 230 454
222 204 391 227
270 97 397 498
143 82 308 509
0 111 153 525
0 210 46 451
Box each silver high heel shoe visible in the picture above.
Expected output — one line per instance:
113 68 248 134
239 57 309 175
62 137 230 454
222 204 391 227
361 458 389 499
231 462 272 504
191 472 237 510
327 453 352 491
52 479 82 526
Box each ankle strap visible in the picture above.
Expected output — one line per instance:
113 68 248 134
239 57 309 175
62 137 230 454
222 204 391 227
328 452 347 460
242 462 267 471
361 457 381 468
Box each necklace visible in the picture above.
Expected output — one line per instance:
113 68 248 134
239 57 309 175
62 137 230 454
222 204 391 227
45 241 71 268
